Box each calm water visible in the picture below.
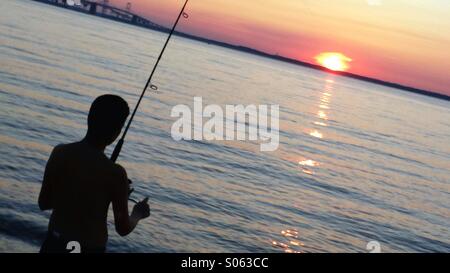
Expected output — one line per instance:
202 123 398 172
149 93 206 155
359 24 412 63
1 0 449 253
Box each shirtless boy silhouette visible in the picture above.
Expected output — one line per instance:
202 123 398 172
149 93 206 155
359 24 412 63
38 94 150 253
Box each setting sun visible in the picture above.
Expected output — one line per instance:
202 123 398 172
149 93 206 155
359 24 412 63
315 52 352 72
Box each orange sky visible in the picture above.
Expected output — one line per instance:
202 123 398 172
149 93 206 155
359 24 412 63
112 0 450 96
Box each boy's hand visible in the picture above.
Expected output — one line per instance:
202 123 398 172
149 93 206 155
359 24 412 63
131 197 150 220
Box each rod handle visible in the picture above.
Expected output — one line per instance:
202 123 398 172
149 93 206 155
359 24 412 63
110 138 124 163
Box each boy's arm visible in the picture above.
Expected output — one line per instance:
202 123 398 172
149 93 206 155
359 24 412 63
111 165 149 236
38 146 60 210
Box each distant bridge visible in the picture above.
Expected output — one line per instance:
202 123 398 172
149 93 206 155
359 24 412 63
32 0 169 31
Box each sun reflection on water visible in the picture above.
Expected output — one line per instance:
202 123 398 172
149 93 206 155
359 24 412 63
313 121 328 127
317 111 328 120
301 169 314 175
300 77 335 177
271 228 304 253
299 159 319 167
309 130 323 139
309 77 335 141
291 77 336 251
321 97 330 103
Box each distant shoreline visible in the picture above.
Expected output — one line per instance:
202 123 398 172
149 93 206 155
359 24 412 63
175 34 450 102
30 0 450 102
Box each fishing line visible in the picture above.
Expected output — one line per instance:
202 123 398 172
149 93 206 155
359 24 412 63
110 0 189 202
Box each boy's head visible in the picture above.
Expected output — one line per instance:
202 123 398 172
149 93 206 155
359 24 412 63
87 94 129 145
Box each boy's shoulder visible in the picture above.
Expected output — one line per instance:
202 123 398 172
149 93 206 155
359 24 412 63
49 142 83 161
52 142 76 153
111 163 127 180
74 142 125 172
48 143 69 159
51 142 116 165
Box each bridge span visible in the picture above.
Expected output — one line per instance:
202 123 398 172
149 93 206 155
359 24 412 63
31 0 169 32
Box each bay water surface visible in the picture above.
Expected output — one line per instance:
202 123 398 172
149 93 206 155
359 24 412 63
1 0 449 252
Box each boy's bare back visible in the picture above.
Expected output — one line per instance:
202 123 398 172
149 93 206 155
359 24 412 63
38 95 149 253
43 141 124 249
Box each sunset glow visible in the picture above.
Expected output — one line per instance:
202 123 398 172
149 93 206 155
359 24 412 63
315 52 352 72
112 0 450 96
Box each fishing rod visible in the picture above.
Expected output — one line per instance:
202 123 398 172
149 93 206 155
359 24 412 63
110 0 189 202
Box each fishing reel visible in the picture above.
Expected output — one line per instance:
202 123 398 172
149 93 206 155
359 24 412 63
128 179 138 203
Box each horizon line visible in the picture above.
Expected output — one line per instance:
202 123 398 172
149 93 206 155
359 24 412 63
31 0 450 102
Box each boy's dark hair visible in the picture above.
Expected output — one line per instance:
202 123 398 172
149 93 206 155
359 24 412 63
87 95 129 141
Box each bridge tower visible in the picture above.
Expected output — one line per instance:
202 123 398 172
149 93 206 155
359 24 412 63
102 0 109 14
89 2 97 14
